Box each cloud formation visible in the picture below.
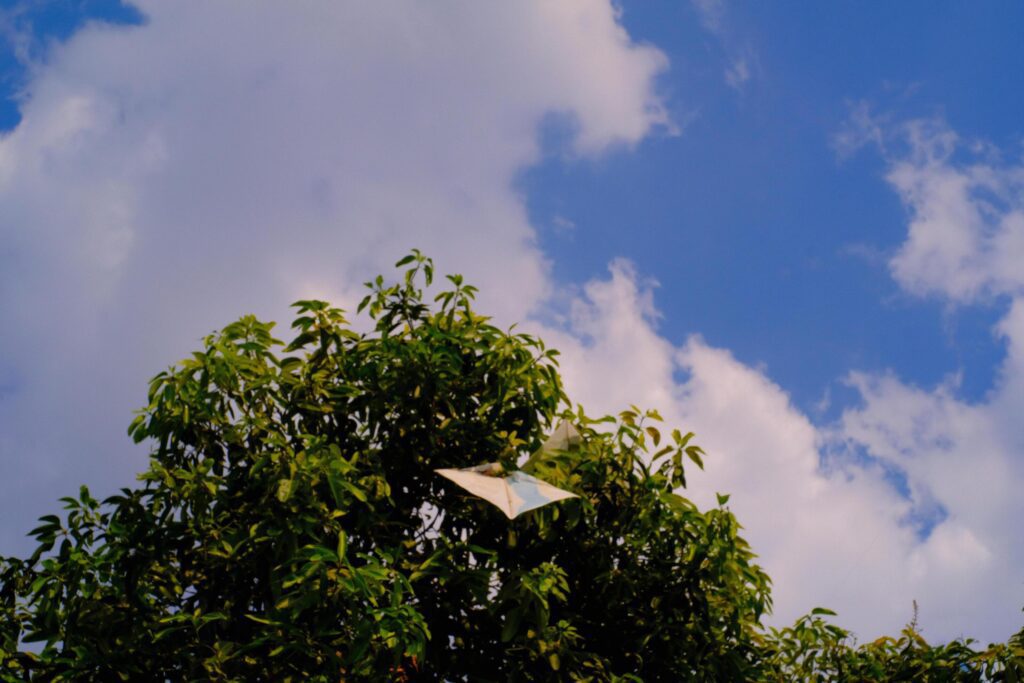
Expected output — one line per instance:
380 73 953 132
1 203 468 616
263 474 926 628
838 109 1024 303
887 126 1024 303
535 117 1024 643
0 0 667 553
690 0 758 91
536 257 1021 645
833 117 1024 640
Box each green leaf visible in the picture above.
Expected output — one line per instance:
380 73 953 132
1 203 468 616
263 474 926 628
685 446 704 469
338 479 368 503
244 614 275 625
501 609 523 643
337 530 347 561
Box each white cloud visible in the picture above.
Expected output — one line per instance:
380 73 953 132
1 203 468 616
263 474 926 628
888 144 1024 304
825 115 1024 640
724 57 750 89
691 0 726 36
698 117 1024 641
690 0 758 91
0 0 668 554
838 111 1024 303
835 311 1024 640
551 214 577 236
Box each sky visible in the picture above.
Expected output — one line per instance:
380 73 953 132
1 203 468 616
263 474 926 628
1 0 1023 645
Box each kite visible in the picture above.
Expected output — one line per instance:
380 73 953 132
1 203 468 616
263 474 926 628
538 419 581 453
435 420 581 519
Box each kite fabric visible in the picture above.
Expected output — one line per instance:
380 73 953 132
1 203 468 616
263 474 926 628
521 418 581 472
540 419 581 453
434 467 577 519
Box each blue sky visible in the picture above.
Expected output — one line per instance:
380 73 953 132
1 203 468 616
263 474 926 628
2 1 1023 643
528 1 1024 412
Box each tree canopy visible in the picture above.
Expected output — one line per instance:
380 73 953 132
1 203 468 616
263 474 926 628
2 252 1022 681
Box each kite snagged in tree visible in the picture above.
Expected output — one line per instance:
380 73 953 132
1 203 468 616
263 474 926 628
435 420 581 519
539 419 581 452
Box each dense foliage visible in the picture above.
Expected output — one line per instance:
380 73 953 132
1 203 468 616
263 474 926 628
1 252 1022 681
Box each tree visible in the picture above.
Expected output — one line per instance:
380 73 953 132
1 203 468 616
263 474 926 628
1 252 1022 681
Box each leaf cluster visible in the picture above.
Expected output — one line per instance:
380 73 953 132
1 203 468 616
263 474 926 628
756 607 1024 681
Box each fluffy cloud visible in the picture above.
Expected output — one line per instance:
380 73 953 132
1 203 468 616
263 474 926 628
826 118 1024 640
839 112 1024 303
0 1 667 554
888 127 1024 303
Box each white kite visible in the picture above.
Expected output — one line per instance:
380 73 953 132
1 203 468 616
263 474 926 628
539 419 581 453
435 420 581 519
